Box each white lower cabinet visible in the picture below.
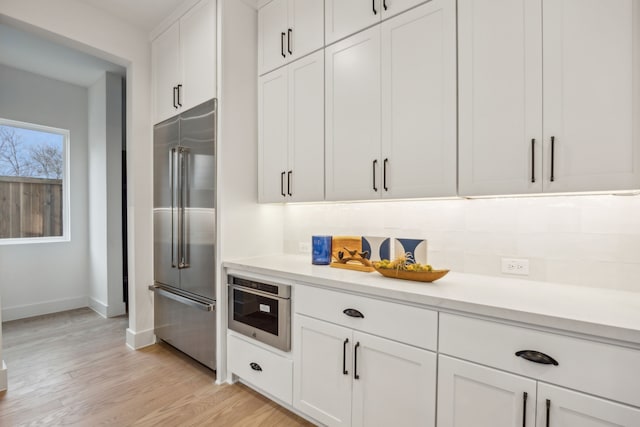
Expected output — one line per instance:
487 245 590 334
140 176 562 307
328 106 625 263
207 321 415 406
437 355 536 427
293 314 436 427
538 383 640 427
438 355 640 427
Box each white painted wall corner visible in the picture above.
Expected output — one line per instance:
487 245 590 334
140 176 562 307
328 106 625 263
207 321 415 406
126 327 156 350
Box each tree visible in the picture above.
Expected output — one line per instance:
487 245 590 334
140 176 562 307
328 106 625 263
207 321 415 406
0 127 32 177
29 143 63 179
0 126 63 179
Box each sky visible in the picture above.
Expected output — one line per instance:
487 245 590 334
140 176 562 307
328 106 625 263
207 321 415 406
0 123 64 178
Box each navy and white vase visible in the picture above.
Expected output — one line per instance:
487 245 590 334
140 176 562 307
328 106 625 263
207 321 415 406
361 236 392 261
394 238 427 264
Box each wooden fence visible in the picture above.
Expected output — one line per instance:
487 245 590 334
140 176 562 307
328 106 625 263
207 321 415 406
0 176 63 239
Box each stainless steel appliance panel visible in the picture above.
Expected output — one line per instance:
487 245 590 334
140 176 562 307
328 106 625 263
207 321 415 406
153 115 180 289
179 99 216 299
153 285 216 370
228 275 291 352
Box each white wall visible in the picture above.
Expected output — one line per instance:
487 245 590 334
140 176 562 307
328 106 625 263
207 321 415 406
216 0 284 379
283 194 640 292
88 72 125 318
0 293 6 391
0 63 90 321
0 0 155 348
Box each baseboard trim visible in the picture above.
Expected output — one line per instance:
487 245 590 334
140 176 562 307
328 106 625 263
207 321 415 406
107 302 127 318
126 327 156 350
88 298 108 318
0 360 7 391
2 297 88 322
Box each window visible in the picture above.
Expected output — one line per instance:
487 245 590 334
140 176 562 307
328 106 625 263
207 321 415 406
0 118 70 243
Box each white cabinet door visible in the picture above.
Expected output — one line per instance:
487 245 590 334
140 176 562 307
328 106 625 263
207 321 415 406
381 0 428 20
288 51 325 201
153 21 181 124
325 27 381 201
538 383 640 427
258 68 289 202
180 0 216 112
380 0 456 198
288 0 324 60
294 315 352 427
458 0 543 196
325 0 380 44
259 0 288 75
543 0 640 192
437 355 537 427
351 331 436 427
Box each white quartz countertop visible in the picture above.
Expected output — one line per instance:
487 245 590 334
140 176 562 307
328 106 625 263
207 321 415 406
224 255 640 346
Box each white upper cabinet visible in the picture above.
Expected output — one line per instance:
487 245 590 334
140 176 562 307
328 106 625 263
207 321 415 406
542 0 640 193
459 0 640 196
325 0 428 44
458 0 543 196
380 0 457 198
152 0 216 124
259 68 289 202
259 51 324 202
152 22 181 125
325 27 382 201
258 0 324 76
179 0 217 113
326 1 456 201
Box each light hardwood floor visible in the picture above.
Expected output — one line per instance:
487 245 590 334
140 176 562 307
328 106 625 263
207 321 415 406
0 308 315 426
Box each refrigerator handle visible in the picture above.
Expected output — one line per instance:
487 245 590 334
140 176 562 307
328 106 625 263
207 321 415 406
170 147 178 268
178 147 190 269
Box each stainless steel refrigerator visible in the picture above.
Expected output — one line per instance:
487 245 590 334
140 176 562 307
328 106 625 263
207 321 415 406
151 99 217 370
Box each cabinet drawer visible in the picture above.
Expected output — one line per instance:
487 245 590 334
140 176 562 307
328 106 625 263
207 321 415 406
440 313 640 408
295 285 437 350
227 334 293 405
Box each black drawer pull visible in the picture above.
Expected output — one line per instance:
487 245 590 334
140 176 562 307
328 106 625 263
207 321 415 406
250 362 262 372
515 350 559 366
343 308 364 318
342 338 349 375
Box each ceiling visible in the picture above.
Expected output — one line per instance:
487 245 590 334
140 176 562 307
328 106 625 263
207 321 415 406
0 0 187 88
0 23 126 88
74 0 187 32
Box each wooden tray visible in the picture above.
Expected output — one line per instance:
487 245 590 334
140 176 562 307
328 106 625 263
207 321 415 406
373 267 449 282
330 262 375 273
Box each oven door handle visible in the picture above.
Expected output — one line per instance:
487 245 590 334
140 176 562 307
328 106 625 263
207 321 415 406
229 284 288 300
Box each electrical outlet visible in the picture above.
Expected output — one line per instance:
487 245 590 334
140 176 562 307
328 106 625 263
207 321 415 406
501 258 530 276
299 241 311 254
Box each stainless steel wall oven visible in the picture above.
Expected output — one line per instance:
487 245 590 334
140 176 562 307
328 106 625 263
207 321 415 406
228 275 291 351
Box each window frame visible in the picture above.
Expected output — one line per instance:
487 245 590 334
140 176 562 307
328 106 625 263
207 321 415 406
0 117 71 245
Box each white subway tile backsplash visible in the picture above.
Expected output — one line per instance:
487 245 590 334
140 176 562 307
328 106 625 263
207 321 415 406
282 195 640 292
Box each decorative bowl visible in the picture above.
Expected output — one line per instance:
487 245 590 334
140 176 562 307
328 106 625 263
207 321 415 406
373 266 449 283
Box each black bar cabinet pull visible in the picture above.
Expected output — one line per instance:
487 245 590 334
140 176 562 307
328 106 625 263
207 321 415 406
546 399 551 427
250 362 262 372
372 159 378 192
343 308 364 318
173 86 178 109
372 0 377 15
550 136 555 182
383 158 389 191
383 0 388 10
177 84 182 107
522 392 528 427
287 28 293 55
515 350 559 366
287 170 292 196
280 171 286 197
281 32 286 57
342 338 349 375
531 139 536 183
354 342 360 379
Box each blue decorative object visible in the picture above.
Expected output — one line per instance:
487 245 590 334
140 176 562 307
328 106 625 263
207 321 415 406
394 238 427 264
361 236 391 261
312 235 332 265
